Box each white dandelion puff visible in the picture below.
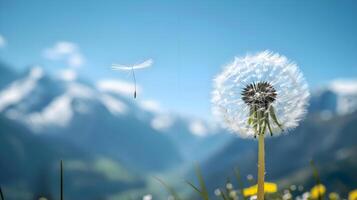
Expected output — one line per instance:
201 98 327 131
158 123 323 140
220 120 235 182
212 50 309 138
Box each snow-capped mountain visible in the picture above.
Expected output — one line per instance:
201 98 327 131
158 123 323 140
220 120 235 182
309 79 357 117
328 79 357 115
0 64 231 172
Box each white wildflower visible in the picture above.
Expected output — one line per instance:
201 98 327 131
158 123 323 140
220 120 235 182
214 189 222 196
226 183 234 190
143 194 152 200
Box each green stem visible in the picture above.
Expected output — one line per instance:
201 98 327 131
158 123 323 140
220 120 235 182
257 130 265 200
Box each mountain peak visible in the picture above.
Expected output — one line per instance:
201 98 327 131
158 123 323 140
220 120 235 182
28 66 44 80
329 79 357 95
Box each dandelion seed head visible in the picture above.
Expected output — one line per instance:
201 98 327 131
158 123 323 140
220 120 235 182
212 50 309 138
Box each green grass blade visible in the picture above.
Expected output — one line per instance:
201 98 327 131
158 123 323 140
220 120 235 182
195 165 209 200
219 189 229 200
234 168 246 200
186 180 201 194
0 186 4 200
155 177 182 200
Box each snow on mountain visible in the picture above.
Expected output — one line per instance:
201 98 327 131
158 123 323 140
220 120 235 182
309 79 357 118
0 66 43 112
0 67 135 132
100 94 128 115
328 79 357 115
25 82 101 131
96 79 139 97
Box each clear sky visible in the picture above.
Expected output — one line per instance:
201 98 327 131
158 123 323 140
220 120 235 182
0 0 357 119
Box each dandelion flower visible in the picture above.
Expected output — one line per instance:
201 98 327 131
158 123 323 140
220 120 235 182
243 182 278 197
329 192 340 200
212 50 309 138
310 184 326 199
212 51 309 200
348 189 357 200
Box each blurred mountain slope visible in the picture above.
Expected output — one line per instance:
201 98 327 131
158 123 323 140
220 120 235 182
0 115 145 200
200 109 357 197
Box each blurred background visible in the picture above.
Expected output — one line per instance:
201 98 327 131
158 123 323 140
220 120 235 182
0 0 356 199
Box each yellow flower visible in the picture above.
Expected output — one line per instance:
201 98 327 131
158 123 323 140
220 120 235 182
349 189 357 200
329 192 339 200
243 182 278 197
310 184 326 199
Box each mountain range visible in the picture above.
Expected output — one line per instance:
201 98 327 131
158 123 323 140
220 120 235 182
0 61 356 199
0 62 231 199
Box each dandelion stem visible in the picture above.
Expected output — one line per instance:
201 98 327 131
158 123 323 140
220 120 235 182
257 132 265 200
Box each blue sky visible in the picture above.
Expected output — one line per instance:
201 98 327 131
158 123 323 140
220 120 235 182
0 0 357 119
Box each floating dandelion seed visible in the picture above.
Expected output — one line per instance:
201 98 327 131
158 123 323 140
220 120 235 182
212 51 309 200
112 59 153 99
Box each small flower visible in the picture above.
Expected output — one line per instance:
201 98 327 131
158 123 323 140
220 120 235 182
214 188 222 196
310 184 326 199
226 183 234 190
229 190 238 198
243 182 278 197
290 185 297 191
250 195 258 200
283 192 292 200
212 51 309 138
329 192 340 200
247 174 254 181
302 192 311 200
143 194 153 200
348 189 357 200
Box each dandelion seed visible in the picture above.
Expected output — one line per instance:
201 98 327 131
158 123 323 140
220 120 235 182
112 59 153 99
